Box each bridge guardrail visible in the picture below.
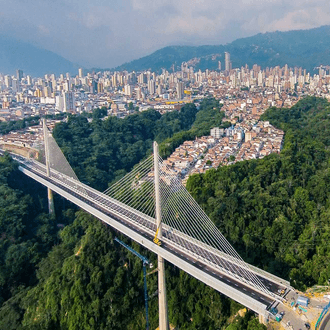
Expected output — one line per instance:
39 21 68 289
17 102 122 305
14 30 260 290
247 263 291 288
16 155 286 304
19 163 275 316
315 301 330 329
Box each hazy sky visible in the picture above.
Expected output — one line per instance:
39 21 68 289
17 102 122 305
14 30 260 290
0 0 329 68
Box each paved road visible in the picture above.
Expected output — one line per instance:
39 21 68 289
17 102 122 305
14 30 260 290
24 160 276 305
8 152 292 312
320 311 330 330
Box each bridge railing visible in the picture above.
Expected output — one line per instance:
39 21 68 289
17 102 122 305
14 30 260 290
315 301 330 329
16 155 283 302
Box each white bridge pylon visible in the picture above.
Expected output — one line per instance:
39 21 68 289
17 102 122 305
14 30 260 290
36 132 289 301
103 148 274 299
28 129 289 312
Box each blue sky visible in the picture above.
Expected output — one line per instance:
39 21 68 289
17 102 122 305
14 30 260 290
0 0 329 68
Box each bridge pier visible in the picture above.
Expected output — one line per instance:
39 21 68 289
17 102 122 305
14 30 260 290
158 255 169 330
19 163 289 328
258 313 267 325
47 188 55 215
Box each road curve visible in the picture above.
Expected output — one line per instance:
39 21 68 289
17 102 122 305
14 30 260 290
320 311 330 330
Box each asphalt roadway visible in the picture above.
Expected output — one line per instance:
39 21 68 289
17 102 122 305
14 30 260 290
320 311 330 330
16 155 289 311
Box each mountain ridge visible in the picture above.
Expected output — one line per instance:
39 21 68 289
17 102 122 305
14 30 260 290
0 35 80 77
1 25 330 77
112 25 330 73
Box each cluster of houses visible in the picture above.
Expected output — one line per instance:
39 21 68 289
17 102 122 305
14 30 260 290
163 121 284 183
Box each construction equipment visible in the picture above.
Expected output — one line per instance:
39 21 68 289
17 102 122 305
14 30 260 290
114 237 150 330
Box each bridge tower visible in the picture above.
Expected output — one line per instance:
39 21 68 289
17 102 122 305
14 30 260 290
153 141 169 330
43 118 55 215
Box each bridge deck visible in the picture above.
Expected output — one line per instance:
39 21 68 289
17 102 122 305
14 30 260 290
10 153 291 316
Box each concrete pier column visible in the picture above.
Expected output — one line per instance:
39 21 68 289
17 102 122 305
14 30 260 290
259 313 267 325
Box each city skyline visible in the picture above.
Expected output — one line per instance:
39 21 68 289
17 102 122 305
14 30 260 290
1 54 329 125
1 1 330 69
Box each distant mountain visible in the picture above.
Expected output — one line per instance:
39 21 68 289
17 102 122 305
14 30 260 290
0 35 80 77
114 25 330 73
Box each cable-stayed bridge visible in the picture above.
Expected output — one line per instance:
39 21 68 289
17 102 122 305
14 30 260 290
0 123 292 325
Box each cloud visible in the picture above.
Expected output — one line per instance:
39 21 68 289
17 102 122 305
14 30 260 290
0 0 330 68
266 6 330 32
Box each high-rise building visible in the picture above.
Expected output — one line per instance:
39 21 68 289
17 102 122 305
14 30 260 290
97 82 104 93
4 75 12 88
176 81 184 99
136 87 142 100
16 69 23 81
63 92 75 112
156 84 162 95
12 79 20 93
48 81 54 93
55 95 64 111
43 86 52 97
258 71 263 87
124 84 132 97
112 74 117 87
78 68 84 78
210 127 223 138
26 75 32 86
148 79 155 95
89 80 97 94
225 52 231 71
138 73 147 84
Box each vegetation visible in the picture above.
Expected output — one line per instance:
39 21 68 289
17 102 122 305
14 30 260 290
52 101 224 190
187 96 330 290
0 153 66 311
0 116 40 135
0 113 67 135
4 96 330 329
0 100 249 329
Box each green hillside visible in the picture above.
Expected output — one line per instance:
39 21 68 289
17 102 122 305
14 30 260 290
0 101 261 330
187 96 330 289
2 97 330 329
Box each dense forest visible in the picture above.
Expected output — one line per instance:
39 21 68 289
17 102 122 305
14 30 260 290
187 96 330 290
2 96 329 329
1 99 257 330
52 99 226 190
